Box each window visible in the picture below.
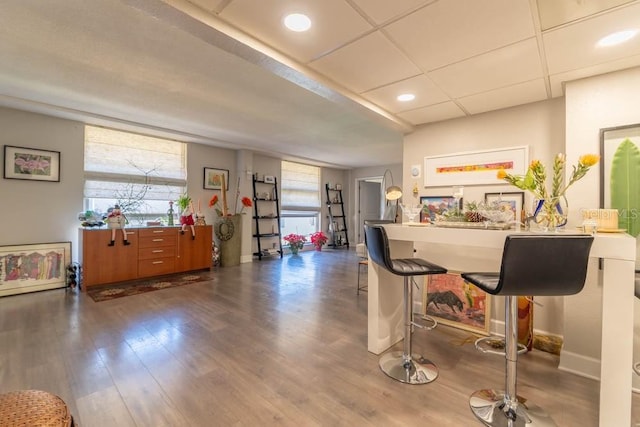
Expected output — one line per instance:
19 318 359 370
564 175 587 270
280 161 321 242
84 126 187 225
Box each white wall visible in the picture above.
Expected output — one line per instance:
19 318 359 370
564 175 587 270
563 66 640 383
0 106 247 264
0 108 85 259
402 98 566 336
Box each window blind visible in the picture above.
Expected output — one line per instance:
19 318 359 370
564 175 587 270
281 161 320 210
84 126 186 201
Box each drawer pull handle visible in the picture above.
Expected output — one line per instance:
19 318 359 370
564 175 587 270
152 250 163 253
152 230 164 233
152 261 164 265
152 238 164 242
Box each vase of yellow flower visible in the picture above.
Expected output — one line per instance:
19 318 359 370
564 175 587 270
498 153 600 232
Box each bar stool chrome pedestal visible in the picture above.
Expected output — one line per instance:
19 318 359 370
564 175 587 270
462 234 593 426
364 224 447 384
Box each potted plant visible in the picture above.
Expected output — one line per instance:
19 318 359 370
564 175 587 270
283 233 306 255
310 231 328 251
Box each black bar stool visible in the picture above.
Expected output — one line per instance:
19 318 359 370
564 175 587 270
461 234 593 427
364 224 447 384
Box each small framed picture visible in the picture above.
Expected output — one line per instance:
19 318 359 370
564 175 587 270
264 175 275 184
203 167 229 190
4 145 60 182
484 192 524 222
335 184 342 191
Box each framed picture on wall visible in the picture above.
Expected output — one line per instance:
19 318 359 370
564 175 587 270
424 146 528 187
203 167 229 190
3 145 60 182
599 123 640 237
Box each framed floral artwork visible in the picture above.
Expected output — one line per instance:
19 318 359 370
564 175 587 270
484 192 524 222
203 167 229 190
3 145 60 182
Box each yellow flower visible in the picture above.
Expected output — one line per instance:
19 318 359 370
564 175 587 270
579 154 600 167
530 160 541 169
497 169 507 179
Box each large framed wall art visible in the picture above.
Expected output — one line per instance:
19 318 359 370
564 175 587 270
0 242 71 297
424 146 528 187
599 123 640 237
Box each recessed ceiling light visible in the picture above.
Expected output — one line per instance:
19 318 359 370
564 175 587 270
397 93 415 102
597 30 637 47
284 13 311 32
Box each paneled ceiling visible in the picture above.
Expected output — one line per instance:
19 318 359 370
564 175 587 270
0 0 639 168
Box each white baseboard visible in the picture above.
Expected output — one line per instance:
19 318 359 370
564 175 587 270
241 255 253 263
558 350 601 381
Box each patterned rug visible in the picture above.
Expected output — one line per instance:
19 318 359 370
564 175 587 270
87 273 209 302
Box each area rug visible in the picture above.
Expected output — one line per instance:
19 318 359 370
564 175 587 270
87 273 209 302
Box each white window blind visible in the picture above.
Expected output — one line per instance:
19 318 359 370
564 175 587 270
281 161 320 210
84 126 186 201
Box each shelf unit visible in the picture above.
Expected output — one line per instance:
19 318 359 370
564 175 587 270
252 176 283 260
325 183 349 249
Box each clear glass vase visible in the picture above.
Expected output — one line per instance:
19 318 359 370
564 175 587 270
532 197 568 232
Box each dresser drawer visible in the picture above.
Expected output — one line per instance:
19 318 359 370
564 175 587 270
138 246 176 260
138 258 176 278
139 227 176 238
139 235 177 249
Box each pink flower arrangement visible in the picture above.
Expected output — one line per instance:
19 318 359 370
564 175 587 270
283 233 306 253
310 231 328 249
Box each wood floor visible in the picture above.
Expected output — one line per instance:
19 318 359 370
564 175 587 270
0 249 637 426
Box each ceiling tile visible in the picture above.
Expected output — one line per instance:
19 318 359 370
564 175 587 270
543 2 640 75
361 75 449 113
458 79 548 115
384 0 535 71
548 55 640 96
218 0 372 63
429 38 543 98
349 0 433 24
309 31 421 93
397 102 465 125
537 0 633 30
186 0 226 13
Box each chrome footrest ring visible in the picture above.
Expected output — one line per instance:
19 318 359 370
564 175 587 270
475 336 528 356
412 315 437 331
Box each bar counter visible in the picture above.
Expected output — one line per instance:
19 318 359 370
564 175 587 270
367 224 635 426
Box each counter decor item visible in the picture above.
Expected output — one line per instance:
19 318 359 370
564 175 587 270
283 233 306 255
208 175 253 266
498 153 599 231
310 231 328 251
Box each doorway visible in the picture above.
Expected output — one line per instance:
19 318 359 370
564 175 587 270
356 178 382 243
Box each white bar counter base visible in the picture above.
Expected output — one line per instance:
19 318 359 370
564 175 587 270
366 224 635 427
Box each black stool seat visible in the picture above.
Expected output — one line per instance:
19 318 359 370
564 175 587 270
462 234 593 427
388 258 447 276
364 224 447 385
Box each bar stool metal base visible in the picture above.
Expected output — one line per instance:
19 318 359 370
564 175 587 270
379 351 438 384
469 389 556 427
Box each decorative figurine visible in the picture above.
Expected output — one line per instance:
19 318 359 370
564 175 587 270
167 201 175 226
180 201 196 240
106 204 130 246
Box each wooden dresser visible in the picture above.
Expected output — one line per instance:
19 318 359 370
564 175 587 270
80 225 212 288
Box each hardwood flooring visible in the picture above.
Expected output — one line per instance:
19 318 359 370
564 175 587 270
0 249 637 426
